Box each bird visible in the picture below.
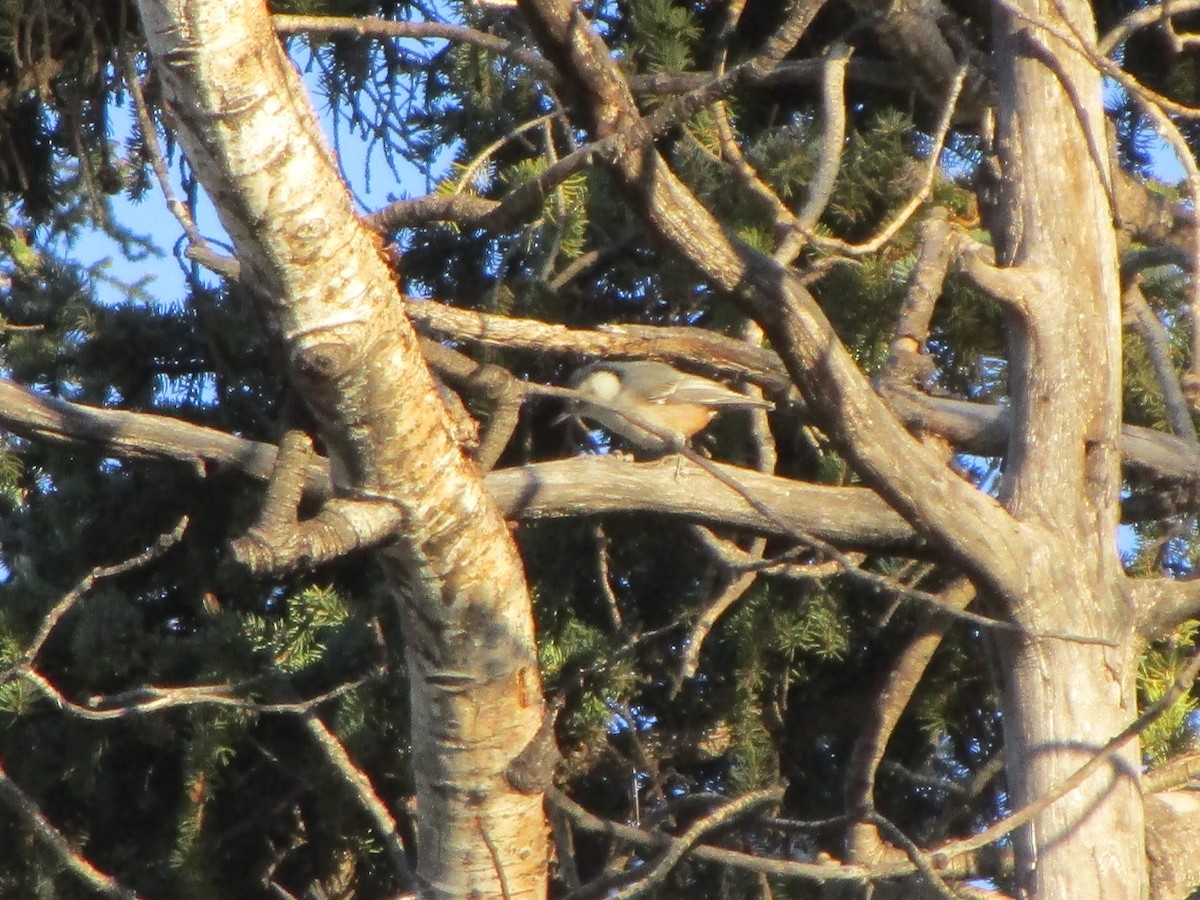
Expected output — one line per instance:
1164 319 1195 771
565 360 773 453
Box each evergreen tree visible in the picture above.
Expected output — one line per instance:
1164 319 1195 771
0 0 1200 898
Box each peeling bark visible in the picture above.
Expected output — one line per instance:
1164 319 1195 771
133 2 547 896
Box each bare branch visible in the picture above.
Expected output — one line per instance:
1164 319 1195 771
1144 749 1200 793
26 669 376 719
547 787 877 886
1122 280 1198 443
675 534 761 685
590 524 626 634
0 757 142 900
1 517 187 685
301 713 415 885
227 431 406 576
795 43 852 232
1100 0 1200 56
880 209 958 390
604 787 785 899
689 527 846 580
866 813 959 899
407 303 794 391
791 65 969 258
845 578 975 863
271 13 556 79
419 339 525 470
122 54 207 250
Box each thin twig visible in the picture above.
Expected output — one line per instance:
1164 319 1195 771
272 14 556 79
1122 280 1198 443
24 671 377 720
601 787 785 900
590 523 626 634
1100 0 1200 55
867 813 959 899
1143 748 1200 793
450 113 558 196
548 787 874 884
121 54 209 252
794 66 968 258
2 517 188 685
676 552 759 687
690 527 845 580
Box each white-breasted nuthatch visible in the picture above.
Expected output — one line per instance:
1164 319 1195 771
565 360 773 452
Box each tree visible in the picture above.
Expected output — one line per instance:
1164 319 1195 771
3 0 1200 897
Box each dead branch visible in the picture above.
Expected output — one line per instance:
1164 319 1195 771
271 14 556 79
1 517 187 685
1122 280 1198 443
0 757 142 900
881 209 959 391
227 431 405 576
1144 750 1200 794
792 65 968 258
603 787 785 899
844 578 976 864
26 669 375 719
301 713 415 885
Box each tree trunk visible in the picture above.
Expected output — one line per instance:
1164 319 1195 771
991 0 1146 891
999 597 1145 898
133 2 548 896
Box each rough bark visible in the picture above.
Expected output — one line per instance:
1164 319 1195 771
133 2 547 897
1146 790 1200 900
989 0 1145 892
512 0 1150 896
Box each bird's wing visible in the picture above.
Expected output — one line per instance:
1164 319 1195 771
666 376 774 409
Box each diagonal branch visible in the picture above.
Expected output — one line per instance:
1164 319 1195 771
844 578 976 863
515 0 1033 603
1122 279 1198 444
0 757 142 900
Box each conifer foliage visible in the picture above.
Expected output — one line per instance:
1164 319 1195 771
2 0 1200 898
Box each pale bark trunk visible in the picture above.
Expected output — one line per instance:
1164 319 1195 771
999 604 1145 898
991 0 1146 892
133 2 548 896
519 0 1150 894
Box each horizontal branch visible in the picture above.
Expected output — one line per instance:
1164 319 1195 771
406 301 793 390
1 375 1199 544
272 13 556 77
406 304 1200 485
492 456 920 549
0 378 915 551
0 379 335 497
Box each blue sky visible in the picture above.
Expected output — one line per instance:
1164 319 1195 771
75 42 437 309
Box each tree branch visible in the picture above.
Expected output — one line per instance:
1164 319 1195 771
0 757 142 900
301 713 414 885
516 0 1037 605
